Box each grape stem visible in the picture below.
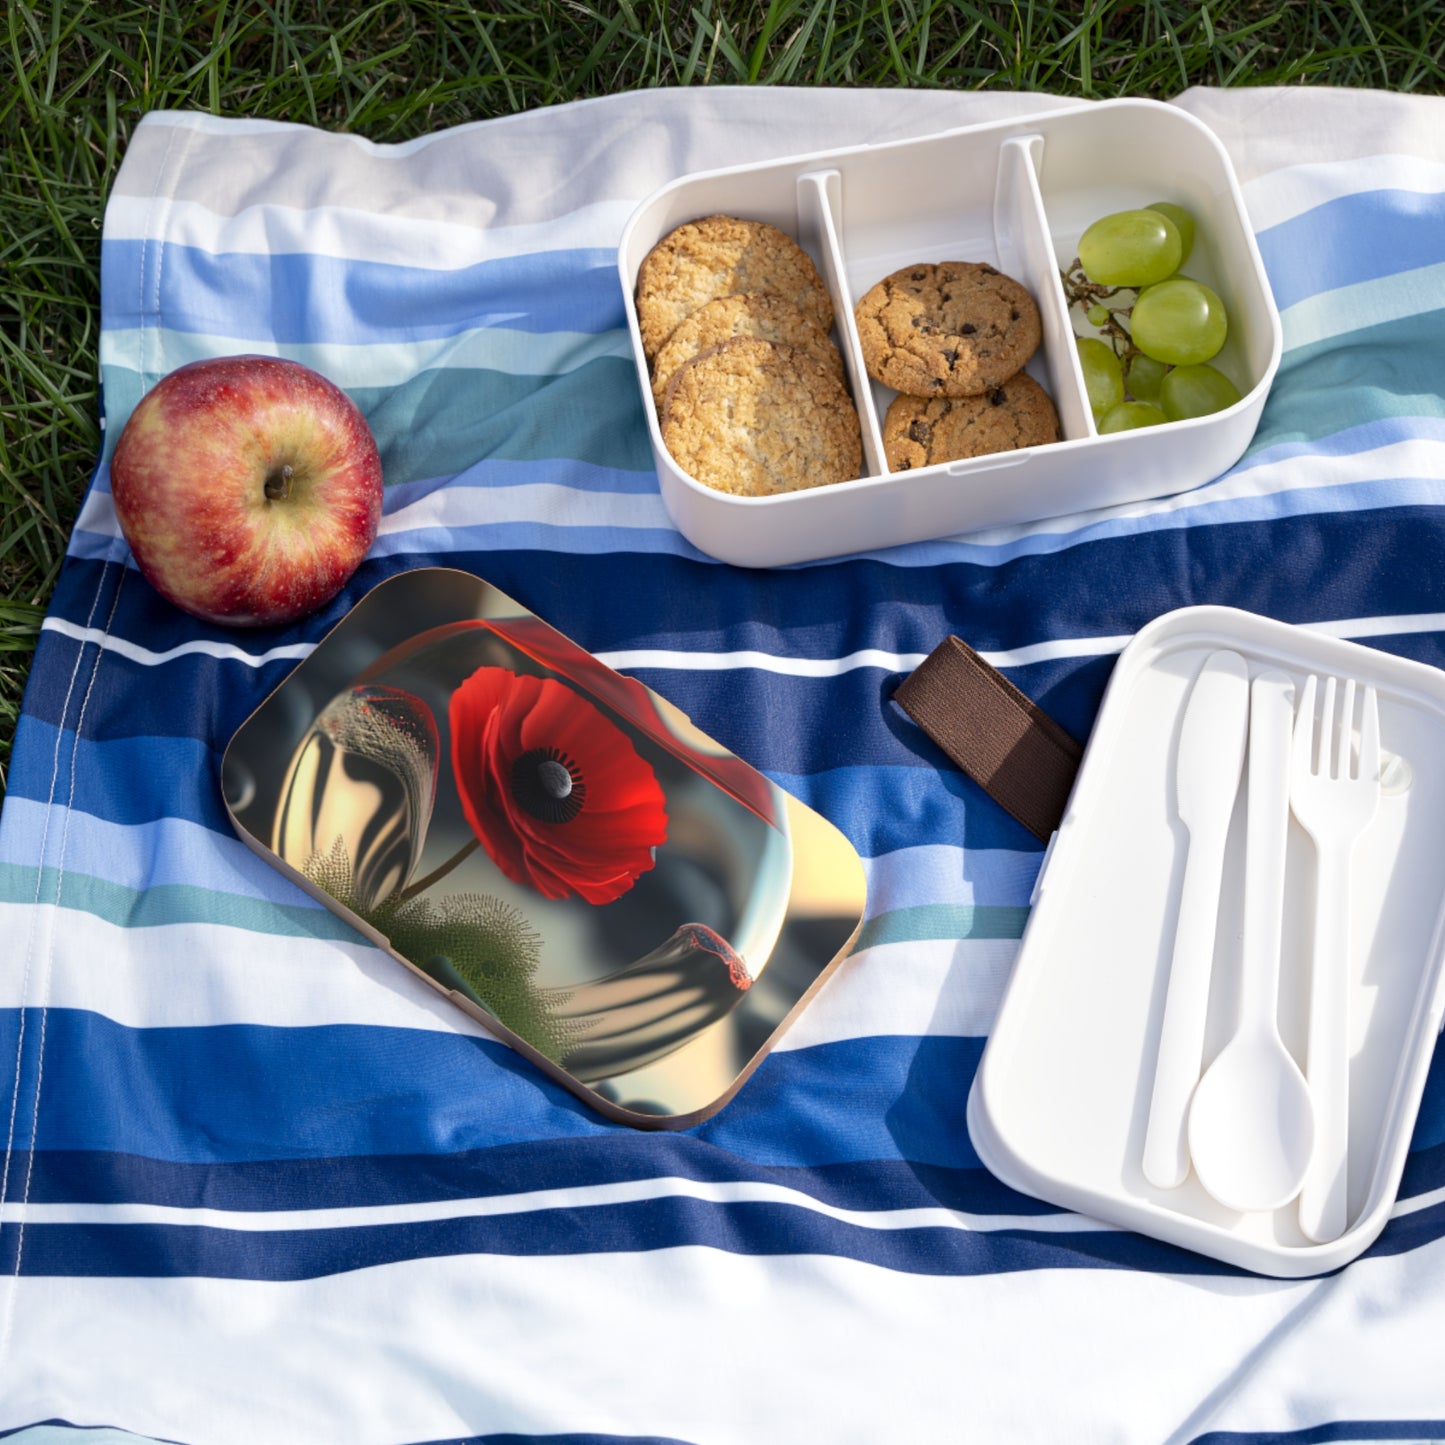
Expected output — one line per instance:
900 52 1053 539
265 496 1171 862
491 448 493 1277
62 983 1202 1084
1061 258 1139 364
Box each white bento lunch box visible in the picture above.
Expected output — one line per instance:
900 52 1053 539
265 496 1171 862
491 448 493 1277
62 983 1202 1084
968 607 1445 1277
617 98 1282 568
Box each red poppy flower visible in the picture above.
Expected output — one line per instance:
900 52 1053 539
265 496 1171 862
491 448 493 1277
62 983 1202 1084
449 666 668 904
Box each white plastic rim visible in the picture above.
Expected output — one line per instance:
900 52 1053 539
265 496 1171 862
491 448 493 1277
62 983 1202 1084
967 606 1445 1278
618 99 1283 568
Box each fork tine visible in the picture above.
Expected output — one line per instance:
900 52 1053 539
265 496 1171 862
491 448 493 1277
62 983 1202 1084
1319 675 1336 778
1294 673 1319 774
1360 684 1381 783
1338 677 1356 779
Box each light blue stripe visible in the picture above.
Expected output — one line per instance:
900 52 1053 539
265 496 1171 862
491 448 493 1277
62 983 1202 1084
100 321 635 389
1255 185 1445 310
1 798 1036 916
100 238 624 343
368 521 703 561
0 797 317 903
0 862 356 941
381 458 668 505
861 844 1041 909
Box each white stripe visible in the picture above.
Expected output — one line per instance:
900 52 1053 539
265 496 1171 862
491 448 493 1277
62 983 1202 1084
133 94 684 155
103 194 637 267
38 616 314 669
5 1168 1436 1236
774 937 1017 1050
920 434 1445 554
0 903 496 1039
1391 1180 1445 1219
1280 258 1445 352
11 1235 1445 1444
39 607 1445 681
595 636 1128 674
1241 153 1445 233
0 903 1004 1044
99 323 633 389
0 1175 1098 1237
69 478 676 548
376 481 673 536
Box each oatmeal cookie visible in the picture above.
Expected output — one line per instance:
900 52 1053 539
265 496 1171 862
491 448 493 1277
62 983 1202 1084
854 261 1041 397
882 373 1059 471
660 336 861 497
636 215 835 360
650 291 844 409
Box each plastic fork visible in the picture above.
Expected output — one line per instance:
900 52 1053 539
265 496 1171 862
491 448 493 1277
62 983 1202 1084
1290 674 1381 1243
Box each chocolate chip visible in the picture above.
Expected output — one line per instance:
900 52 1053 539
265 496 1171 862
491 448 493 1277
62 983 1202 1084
909 420 932 443
911 271 926 281
960 322 976 336
942 349 958 366
989 388 1007 406
1010 308 1020 320
980 265 997 275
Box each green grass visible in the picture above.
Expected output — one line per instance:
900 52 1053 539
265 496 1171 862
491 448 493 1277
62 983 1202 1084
3 0 1444 795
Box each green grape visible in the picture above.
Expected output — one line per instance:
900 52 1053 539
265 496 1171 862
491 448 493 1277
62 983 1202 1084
1086 304 1111 327
1076 337 1124 419
1160 363 1242 420
1125 353 1168 404
1098 401 1168 433
1130 277 1228 366
1147 202 1196 264
1077 209 1183 288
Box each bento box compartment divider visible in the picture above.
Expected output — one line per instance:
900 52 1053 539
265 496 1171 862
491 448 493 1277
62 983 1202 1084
796 168 886 480
993 134 1093 446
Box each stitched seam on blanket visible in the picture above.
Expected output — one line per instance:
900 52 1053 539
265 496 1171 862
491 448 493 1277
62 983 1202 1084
4 568 129 1307
0 565 114 1377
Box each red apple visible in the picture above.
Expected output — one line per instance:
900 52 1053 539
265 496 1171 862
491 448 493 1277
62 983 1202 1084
110 354 384 627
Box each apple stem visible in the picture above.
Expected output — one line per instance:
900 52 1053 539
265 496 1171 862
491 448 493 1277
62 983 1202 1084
396 837 481 903
264 463 294 502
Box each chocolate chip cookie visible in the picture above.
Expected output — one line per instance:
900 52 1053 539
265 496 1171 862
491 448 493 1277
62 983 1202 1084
882 373 1059 471
650 291 844 410
660 336 862 497
636 216 835 361
854 262 1041 397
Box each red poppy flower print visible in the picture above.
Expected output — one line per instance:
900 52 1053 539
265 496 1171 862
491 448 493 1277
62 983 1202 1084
449 666 668 904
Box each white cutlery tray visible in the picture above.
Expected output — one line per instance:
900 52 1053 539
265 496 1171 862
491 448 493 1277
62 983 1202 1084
618 99 1282 568
967 606 1445 1276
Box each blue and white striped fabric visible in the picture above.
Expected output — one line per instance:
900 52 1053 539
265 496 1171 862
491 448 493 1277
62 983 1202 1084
3 85 1444 1443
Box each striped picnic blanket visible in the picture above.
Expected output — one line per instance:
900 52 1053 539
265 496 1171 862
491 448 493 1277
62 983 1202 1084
3 84 1444 1443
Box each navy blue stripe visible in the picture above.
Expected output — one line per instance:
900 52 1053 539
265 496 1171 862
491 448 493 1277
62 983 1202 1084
4 710 1046 856
0 1427 686 1445
0 1426 186 1445
41 508 1445 706
16 1146 1054 1217
100 241 625 343
1 1198 1239 1281
0 1009 985 1171
1255 186 1445 311
7 1189 1441 1286
424 1436 696 1445
421 1437 696 1445
1191 1422 1445 1445
6 720 231 831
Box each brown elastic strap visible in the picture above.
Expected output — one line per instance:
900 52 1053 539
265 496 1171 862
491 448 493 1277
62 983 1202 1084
893 635 1083 842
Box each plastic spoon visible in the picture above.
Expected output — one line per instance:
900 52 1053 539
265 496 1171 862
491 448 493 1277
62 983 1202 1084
1188 669 1315 1213
1142 649 1251 1189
